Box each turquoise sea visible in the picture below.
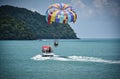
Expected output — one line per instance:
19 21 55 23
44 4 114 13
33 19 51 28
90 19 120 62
0 39 120 79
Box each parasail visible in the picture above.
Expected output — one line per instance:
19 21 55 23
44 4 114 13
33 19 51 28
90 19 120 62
45 3 77 24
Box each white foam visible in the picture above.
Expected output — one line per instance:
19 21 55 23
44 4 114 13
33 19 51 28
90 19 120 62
31 54 120 64
31 55 51 60
68 56 120 64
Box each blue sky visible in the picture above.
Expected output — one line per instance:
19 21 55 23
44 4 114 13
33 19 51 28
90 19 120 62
0 0 120 38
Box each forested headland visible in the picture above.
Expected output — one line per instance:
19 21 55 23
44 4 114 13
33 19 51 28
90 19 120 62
0 5 77 40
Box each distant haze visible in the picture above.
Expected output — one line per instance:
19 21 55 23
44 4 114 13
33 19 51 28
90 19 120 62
0 0 120 38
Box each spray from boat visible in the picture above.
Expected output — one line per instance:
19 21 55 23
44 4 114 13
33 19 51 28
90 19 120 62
31 54 120 64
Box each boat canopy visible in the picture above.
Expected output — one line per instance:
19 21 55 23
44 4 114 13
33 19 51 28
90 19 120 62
42 46 51 50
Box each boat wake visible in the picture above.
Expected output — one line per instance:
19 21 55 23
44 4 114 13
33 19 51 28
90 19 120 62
31 54 120 64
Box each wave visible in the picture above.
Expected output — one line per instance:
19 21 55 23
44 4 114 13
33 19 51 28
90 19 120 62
31 54 120 64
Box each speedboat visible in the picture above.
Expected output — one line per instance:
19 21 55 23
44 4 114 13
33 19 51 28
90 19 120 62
42 45 54 57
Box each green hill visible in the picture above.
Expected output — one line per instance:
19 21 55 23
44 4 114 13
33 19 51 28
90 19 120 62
0 5 77 40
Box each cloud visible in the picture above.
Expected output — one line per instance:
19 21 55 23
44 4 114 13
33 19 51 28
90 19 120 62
93 0 120 16
70 0 120 18
93 0 108 9
70 0 95 18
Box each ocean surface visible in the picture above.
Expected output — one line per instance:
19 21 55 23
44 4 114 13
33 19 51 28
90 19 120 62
0 39 120 79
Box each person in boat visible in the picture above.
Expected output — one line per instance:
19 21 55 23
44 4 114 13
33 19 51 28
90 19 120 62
48 46 52 52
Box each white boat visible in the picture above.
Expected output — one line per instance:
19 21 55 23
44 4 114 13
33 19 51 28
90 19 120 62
42 46 54 57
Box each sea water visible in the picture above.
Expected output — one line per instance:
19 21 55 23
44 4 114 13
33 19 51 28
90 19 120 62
0 39 120 79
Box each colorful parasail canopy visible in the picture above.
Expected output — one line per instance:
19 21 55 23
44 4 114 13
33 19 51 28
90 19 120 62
45 3 77 24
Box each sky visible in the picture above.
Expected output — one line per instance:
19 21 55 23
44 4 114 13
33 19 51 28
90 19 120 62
0 0 120 38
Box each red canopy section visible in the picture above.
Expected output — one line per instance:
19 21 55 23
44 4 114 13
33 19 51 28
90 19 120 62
42 46 50 49
42 46 51 50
